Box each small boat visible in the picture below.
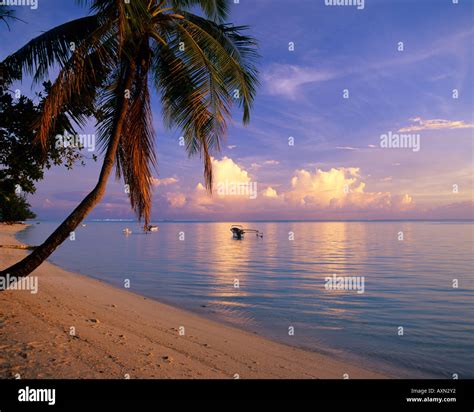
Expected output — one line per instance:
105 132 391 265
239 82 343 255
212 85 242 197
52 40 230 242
230 225 263 240
122 228 132 235
230 225 245 239
145 225 159 232
81 224 87 227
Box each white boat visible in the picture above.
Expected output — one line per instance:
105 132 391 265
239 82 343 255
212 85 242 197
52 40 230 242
146 225 159 232
122 228 132 235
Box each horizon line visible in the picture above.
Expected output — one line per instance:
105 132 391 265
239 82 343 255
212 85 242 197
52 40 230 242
28 218 474 223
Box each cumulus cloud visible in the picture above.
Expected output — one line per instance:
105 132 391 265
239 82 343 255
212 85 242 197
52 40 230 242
156 159 415 217
398 117 474 132
180 158 261 211
151 177 179 186
212 156 252 194
285 167 413 211
263 187 278 198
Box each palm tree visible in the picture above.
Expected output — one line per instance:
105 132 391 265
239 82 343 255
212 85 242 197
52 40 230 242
0 0 258 281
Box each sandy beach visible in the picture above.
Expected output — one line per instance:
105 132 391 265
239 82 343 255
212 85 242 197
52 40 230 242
0 224 385 379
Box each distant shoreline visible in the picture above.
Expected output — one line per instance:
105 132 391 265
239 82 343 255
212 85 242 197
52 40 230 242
0 223 386 379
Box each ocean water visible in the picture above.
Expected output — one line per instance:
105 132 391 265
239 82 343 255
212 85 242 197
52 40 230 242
17 221 474 378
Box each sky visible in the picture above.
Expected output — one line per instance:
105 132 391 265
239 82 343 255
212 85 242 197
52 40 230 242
1 0 473 221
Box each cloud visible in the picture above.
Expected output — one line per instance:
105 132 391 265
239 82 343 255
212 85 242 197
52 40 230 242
250 160 280 170
422 200 474 220
143 157 470 220
261 29 473 101
263 187 278 198
165 192 186 208
285 167 414 211
212 157 252 191
151 177 179 187
262 64 336 99
336 145 379 152
44 158 420 220
172 160 414 216
178 158 257 212
398 117 474 132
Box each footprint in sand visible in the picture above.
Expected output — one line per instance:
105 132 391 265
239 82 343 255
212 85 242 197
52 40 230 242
162 356 173 364
87 318 100 327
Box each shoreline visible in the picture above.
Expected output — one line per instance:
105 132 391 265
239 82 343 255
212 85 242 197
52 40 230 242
0 224 386 379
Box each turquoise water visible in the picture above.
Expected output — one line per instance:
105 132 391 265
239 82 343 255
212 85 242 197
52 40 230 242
18 221 474 378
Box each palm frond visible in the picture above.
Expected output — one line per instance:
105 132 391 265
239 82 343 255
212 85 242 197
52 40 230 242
0 16 101 86
33 22 117 152
181 12 259 123
152 38 215 188
151 12 258 189
169 0 230 23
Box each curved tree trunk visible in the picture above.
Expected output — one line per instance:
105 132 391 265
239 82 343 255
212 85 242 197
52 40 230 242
0 67 135 284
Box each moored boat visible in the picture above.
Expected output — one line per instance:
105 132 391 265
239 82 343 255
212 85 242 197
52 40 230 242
230 225 263 239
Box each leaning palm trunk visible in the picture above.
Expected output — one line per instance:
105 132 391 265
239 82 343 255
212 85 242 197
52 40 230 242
0 67 135 282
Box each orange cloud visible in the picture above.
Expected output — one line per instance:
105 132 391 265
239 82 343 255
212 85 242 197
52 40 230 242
158 158 415 215
152 177 179 186
212 157 252 194
263 187 279 198
285 167 413 211
398 117 474 132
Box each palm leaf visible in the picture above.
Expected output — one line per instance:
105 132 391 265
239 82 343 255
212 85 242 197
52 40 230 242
169 0 230 23
33 23 117 152
151 12 258 189
1 16 101 86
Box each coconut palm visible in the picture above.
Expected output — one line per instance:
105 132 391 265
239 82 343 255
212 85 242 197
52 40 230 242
0 0 258 280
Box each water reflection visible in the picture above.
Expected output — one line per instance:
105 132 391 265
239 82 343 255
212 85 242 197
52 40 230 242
18 221 474 378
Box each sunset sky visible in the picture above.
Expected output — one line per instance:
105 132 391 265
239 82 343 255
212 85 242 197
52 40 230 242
2 0 473 221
